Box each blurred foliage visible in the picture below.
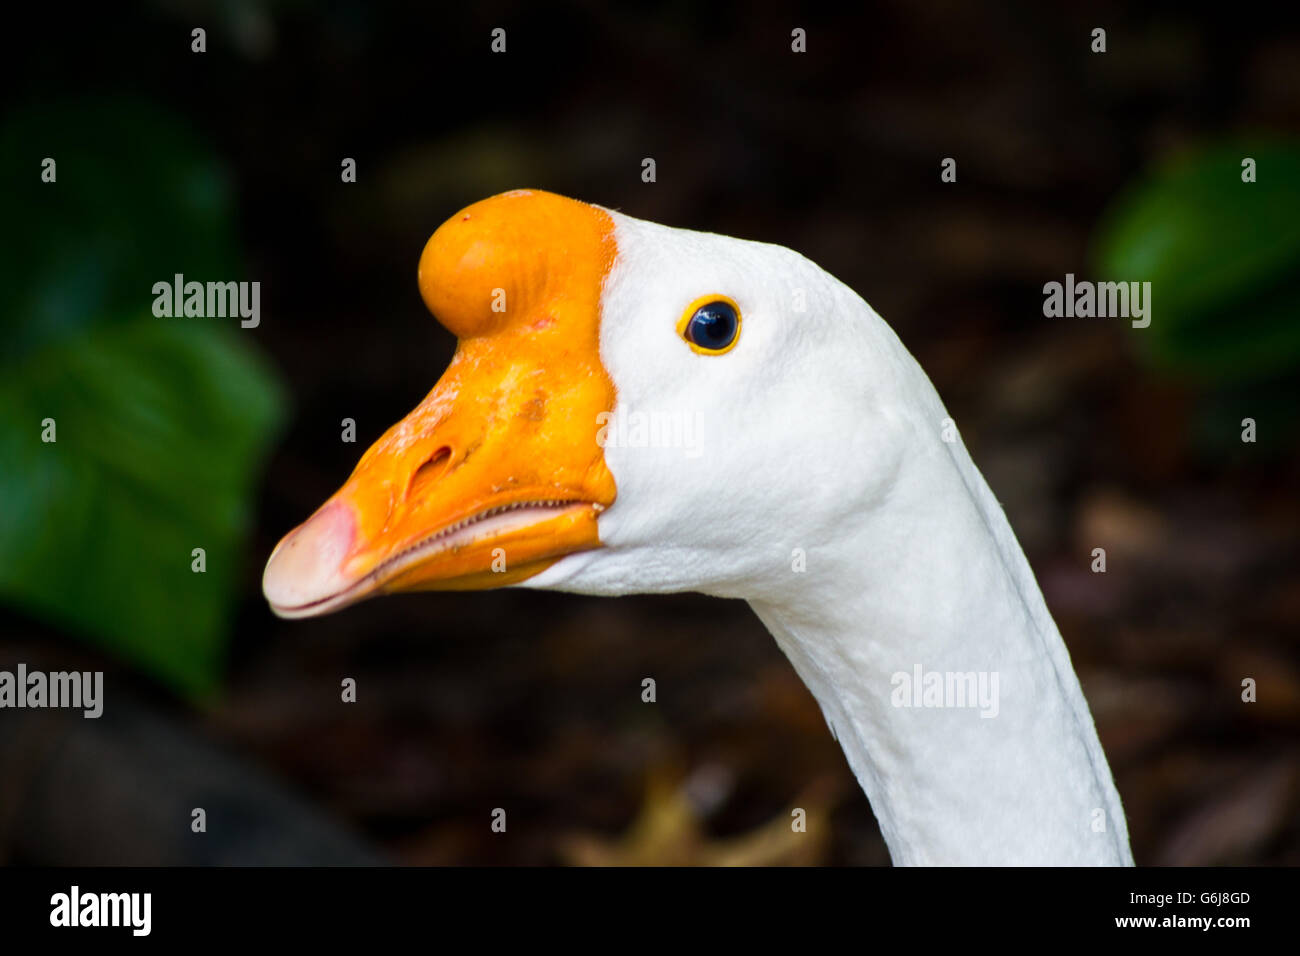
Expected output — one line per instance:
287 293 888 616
0 98 285 697
1093 142 1300 382
0 98 240 360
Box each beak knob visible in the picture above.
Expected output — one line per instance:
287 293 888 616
417 189 612 339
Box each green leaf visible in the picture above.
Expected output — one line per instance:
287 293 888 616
1092 141 1300 381
0 317 284 697
0 97 285 697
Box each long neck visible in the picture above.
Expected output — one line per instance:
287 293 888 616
749 376 1132 866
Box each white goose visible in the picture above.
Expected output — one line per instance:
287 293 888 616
264 189 1133 866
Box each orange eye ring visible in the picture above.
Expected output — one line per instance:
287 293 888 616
676 294 742 355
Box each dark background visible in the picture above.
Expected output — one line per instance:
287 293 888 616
1 1 1298 865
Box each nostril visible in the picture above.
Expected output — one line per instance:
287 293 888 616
407 447 451 500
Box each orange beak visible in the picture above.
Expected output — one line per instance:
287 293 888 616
263 190 618 618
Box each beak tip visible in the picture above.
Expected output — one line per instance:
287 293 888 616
262 501 359 616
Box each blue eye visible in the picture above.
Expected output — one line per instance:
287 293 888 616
680 298 741 354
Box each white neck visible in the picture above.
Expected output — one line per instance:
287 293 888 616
750 370 1132 866
571 212 1132 863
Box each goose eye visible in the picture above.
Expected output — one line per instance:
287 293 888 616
678 296 741 355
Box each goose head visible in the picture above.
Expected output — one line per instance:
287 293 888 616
263 189 1135 865
263 188 903 615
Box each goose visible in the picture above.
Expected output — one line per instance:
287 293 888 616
263 188 1133 866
